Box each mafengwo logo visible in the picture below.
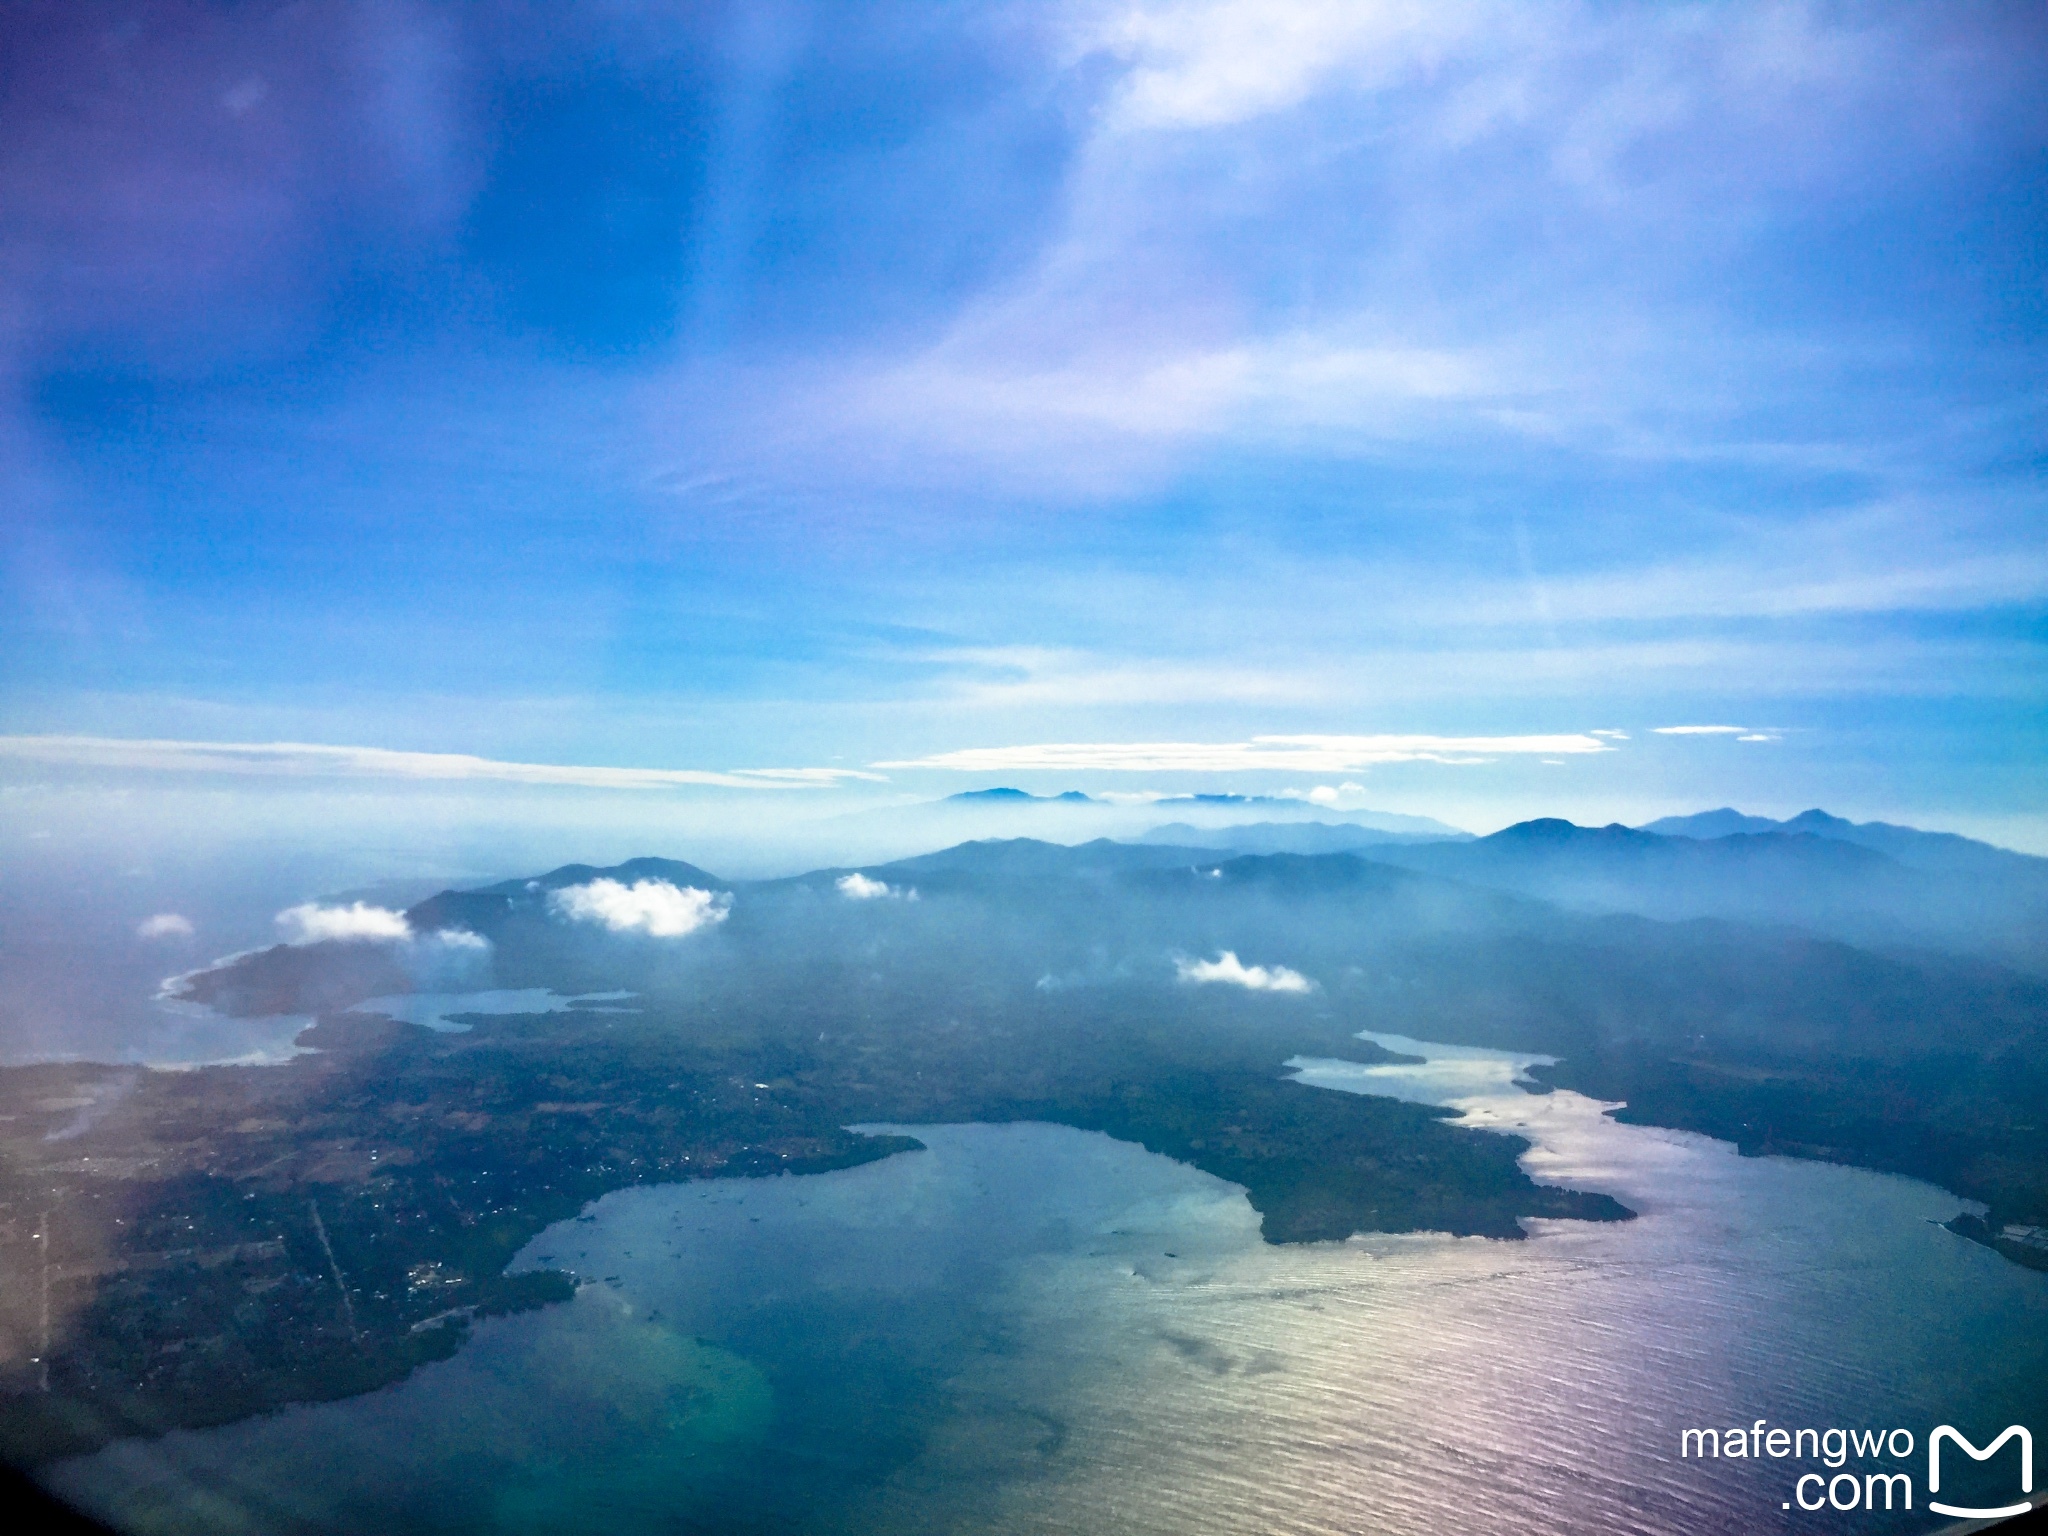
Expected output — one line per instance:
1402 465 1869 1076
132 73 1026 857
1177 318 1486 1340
1928 1424 2032 1521
1679 1420 2033 1517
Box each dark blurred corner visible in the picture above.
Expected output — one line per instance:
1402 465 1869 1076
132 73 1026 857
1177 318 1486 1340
3 1465 122 1536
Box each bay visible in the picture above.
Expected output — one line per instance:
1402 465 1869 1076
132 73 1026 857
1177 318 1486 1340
48 1035 2048 1535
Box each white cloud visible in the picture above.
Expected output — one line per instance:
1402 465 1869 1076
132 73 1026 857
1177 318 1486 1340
0 735 884 791
1176 950 1316 993
264 903 487 976
1737 733 1779 743
1652 725 1747 735
1284 781 1371 808
404 927 493 988
878 732 1609 773
896 522 2048 716
548 879 730 938
136 913 194 940
1086 0 1499 132
912 645 1332 709
1464 516 2048 625
836 872 896 900
276 902 413 944
1590 729 1630 739
655 0 2023 508
815 333 1507 491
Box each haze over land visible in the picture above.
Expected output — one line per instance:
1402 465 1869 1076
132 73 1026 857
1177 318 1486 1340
5 794 2045 1478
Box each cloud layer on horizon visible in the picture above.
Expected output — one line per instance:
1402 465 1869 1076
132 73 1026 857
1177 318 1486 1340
0 736 880 791
880 733 1611 773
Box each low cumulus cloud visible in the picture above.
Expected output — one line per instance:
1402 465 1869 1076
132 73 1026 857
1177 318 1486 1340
549 879 730 937
1282 781 1370 808
836 872 915 901
405 927 493 988
172 905 489 1000
136 913 195 940
1176 950 1316 993
276 902 413 944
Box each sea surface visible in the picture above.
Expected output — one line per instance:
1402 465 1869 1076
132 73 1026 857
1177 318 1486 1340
350 989 640 1033
116 990 639 1069
47 1036 2048 1535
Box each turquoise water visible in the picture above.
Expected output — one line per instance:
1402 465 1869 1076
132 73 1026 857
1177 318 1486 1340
48 1038 2048 1534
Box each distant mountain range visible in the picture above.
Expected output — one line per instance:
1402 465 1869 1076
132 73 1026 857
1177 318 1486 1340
1364 815 2046 971
812 787 1470 864
1639 806 2044 877
1136 820 1469 853
939 788 1467 836
944 788 1097 804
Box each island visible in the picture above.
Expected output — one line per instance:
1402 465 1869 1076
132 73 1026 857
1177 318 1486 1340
12 833 2043 1467
0 845 1634 1463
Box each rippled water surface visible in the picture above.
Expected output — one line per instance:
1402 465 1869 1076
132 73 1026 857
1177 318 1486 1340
50 1037 2048 1535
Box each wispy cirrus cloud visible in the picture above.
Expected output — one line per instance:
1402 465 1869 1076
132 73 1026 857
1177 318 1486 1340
3 2 2040 842
656 0 2046 505
1085 0 1502 132
876 732 1609 773
0 736 882 791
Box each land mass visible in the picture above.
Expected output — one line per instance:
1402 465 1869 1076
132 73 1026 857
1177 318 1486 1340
0 846 1629 1462
7 827 2044 1465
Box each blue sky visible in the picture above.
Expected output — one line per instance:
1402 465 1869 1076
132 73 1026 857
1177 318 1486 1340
2 0 2044 847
